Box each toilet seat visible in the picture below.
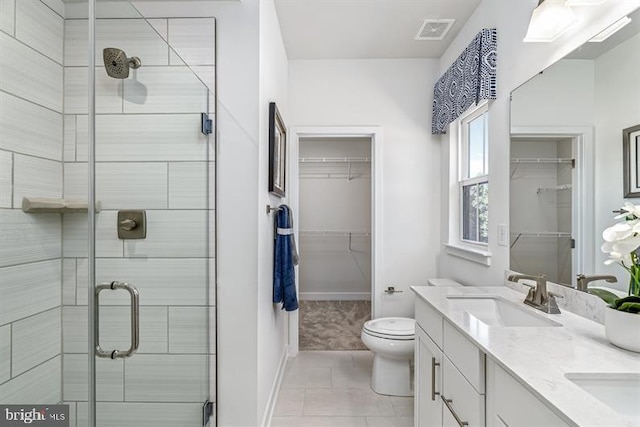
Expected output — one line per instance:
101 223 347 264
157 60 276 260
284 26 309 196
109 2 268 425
363 317 415 340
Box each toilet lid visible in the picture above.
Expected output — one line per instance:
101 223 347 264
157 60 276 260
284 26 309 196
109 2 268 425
363 317 415 339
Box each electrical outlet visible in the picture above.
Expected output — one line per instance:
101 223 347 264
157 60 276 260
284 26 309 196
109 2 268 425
498 223 509 247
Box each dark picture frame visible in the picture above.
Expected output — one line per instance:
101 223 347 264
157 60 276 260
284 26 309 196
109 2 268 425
623 124 640 198
269 102 287 198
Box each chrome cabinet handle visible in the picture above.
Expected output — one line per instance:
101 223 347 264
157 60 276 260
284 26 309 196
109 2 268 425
431 357 440 401
441 395 469 427
95 281 140 359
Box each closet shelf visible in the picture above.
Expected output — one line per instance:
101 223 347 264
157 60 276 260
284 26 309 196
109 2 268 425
511 158 573 164
299 157 370 163
299 157 370 180
22 197 102 213
537 184 572 193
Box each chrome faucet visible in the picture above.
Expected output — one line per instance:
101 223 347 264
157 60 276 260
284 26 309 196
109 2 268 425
507 274 561 314
575 274 617 292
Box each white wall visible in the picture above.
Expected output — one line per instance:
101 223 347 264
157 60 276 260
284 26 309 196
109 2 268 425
594 32 640 286
288 59 440 317
437 0 640 287
257 0 290 423
0 0 64 405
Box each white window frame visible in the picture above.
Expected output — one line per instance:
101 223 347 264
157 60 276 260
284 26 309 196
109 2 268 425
444 101 492 265
459 104 489 246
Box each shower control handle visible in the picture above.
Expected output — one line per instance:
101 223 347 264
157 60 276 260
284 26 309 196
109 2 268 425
119 219 138 231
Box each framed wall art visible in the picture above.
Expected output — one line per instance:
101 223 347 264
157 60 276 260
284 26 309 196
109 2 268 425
623 124 640 198
269 102 287 198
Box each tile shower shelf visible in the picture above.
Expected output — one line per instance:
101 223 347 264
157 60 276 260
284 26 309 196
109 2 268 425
22 197 102 213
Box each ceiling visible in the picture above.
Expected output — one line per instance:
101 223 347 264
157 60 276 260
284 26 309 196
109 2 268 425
273 0 481 60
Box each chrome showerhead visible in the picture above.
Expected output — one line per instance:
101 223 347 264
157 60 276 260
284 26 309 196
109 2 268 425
103 47 141 79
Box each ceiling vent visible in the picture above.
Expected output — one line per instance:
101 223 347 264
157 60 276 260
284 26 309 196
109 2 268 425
415 18 456 41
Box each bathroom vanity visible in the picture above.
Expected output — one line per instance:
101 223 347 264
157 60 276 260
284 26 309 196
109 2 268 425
411 286 640 427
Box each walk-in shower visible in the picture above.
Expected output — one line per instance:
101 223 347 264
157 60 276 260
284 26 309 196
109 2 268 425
102 48 141 79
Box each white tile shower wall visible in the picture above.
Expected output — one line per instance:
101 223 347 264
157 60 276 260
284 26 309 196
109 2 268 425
0 356 61 404
11 307 61 376
0 210 61 268
0 30 63 112
0 0 15 35
64 18 169 67
0 91 63 161
168 18 215 66
15 0 64 64
0 151 11 208
13 154 63 206
62 16 216 421
64 67 123 114
0 325 10 383
74 114 208 161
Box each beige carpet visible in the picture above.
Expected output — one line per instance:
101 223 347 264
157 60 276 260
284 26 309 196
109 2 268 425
299 300 371 350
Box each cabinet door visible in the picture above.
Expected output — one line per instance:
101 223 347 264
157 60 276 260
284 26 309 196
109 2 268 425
486 359 570 427
415 325 443 427
442 356 485 427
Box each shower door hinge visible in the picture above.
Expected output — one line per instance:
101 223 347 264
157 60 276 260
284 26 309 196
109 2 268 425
201 113 213 135
203 400 214 426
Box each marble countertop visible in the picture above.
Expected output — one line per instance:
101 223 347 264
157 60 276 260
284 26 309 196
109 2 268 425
410 285 640 427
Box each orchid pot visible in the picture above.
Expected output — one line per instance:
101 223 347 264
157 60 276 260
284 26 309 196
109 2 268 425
594 203 640 352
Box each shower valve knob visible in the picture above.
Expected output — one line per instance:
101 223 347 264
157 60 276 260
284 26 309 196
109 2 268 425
119 219 138 231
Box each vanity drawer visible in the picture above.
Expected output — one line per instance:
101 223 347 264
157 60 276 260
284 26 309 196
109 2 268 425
442 355 485 427
415 299 443 349
444 321 485 393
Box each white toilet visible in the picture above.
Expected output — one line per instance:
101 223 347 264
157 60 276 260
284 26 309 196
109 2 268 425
361 278 462 396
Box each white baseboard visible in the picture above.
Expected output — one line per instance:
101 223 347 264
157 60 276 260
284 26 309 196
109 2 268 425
299 292 371 301
260 344 290 427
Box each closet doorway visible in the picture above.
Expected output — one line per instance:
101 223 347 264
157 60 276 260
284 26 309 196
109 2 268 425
289 128 383 355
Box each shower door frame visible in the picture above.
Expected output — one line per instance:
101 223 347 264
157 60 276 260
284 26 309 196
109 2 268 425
288 126 384 356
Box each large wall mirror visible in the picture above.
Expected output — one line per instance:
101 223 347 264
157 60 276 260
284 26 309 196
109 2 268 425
510 7 640 290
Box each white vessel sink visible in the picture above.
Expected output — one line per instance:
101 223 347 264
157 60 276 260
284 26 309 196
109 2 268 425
446 295 562 327
565 373 640 418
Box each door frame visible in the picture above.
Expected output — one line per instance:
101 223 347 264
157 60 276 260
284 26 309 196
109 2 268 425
511 126 594 285
288 126 383 356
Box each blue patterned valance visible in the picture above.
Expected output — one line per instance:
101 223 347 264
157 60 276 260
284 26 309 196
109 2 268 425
432 28 497 134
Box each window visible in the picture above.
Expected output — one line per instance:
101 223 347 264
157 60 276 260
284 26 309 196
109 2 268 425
459 105 489 245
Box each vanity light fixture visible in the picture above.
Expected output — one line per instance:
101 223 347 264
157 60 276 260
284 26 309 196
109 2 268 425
524 0 578 42
588 16 632 42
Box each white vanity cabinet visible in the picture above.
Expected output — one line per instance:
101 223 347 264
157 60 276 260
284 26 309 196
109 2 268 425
415 300 486 427
415 324 443 426
485 359 570 427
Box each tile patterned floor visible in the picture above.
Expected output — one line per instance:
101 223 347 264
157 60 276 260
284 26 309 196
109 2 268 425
271 351 413 427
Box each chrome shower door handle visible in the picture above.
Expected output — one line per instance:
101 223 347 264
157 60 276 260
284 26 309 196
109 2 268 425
95 281 140 359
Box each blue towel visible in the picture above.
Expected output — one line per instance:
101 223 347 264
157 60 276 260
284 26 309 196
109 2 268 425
273 205 299 311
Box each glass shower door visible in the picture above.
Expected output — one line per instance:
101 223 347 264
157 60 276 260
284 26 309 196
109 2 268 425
62 1 215 425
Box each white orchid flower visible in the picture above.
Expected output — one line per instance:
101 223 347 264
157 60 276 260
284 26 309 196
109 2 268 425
602 222 634 242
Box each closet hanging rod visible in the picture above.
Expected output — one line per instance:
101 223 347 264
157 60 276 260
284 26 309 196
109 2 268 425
299 157 370 163
510 157 573 164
